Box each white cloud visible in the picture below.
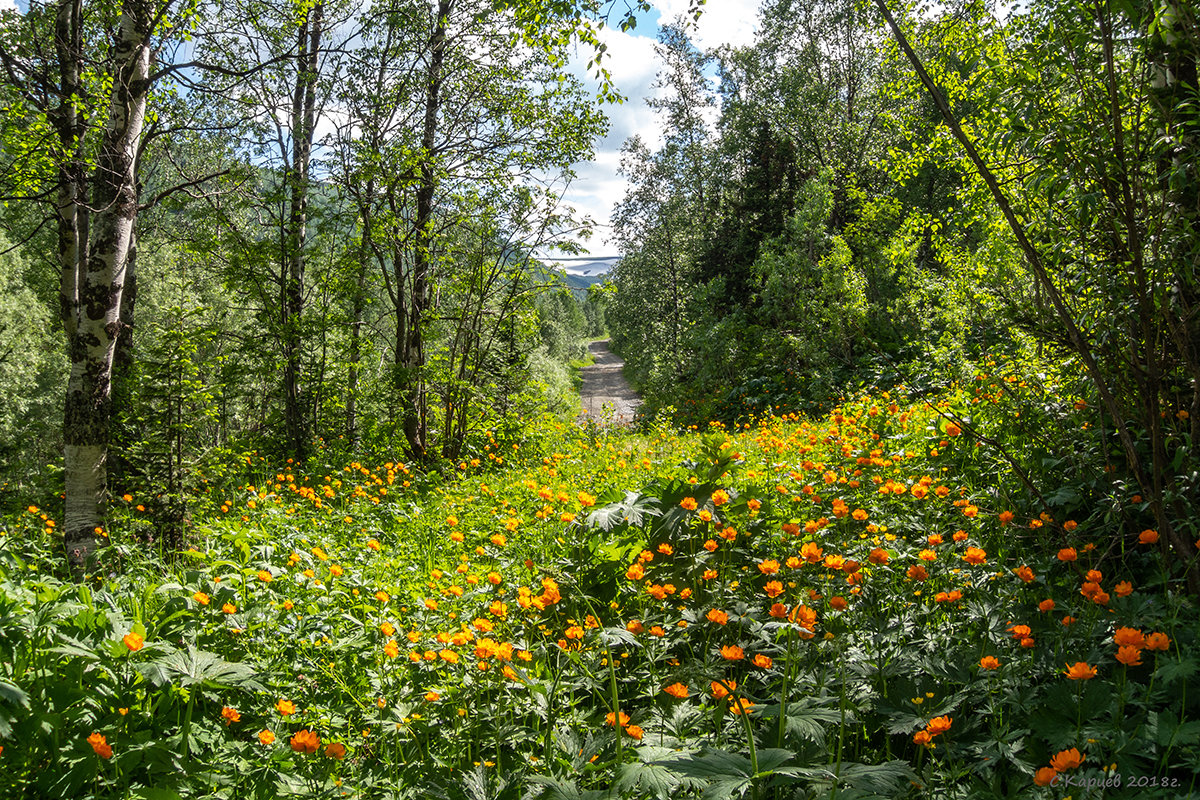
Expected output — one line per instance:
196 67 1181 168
556 0 760 253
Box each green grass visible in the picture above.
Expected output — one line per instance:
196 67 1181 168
0 374 1197 799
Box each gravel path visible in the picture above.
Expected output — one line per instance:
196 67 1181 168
578 340 642 426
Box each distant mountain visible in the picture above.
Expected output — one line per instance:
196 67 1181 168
564 272 607 291
562 258 618 278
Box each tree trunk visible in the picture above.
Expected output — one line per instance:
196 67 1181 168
62 0 153 569
402 0 452 459
283 3 323 462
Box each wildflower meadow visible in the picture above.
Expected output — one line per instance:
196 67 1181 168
2 365 1196 799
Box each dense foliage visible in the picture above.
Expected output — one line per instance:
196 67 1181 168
0 0 1198 797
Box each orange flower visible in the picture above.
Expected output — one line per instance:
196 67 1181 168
925 715 952 736
758 559 780 575
728 697 754 715
1064 662 1097 680
1013 565 1034 583
1057 548 1077 562
800 542 823 563
752 654 773 669
1114 580 1133 597
720 644 744 661
789 604 817 629
1112 627 1144 649
625 563 644 581
851 508 868 521
763 580 784 598
383 640 400 659
918 549 937 562
122 632 144 652
768 603 788 619
87 732 113 759
829 596 848 611
1145 632 1171 651
998 511 1014 526
290 729 320 754
626 620 645 635
257 570 273 583
906 564 928 581
192 591 210 605
625 725 644 739
221 706 241 725
424 691 440 702
979 656 1000 670
1085 569 1102 582
258 729 276 745
963 505 978 518
1033 767 1058 786
680 497 698 511
710 679 736 699
1115 645 1142 666
221 603 237 615
824 554 845 570
663 682 689 699
1139 529 1159 544
324 742 346 760
1049 747 1083 772
952 530 968 542
962 547 986 565
276 699 297 716
605 711 631 727
868 548 889 565
1038 598 1055 612
912 730 932 746
1009 624 1031 639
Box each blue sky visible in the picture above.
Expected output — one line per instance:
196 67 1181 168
561 0 760 254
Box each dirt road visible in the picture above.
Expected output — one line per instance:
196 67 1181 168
578 340 642 425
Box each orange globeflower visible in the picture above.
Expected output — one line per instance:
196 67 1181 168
918 549 937 562
979 656 1000 670
1038 599 1056 612
1139 529 1159 544
625 563 644 581
221 706 241 725
768 603 788 619
606 711 631 727
800 542 823 563
87 732 113 759
962 547 986 565
752 654 773 669
1049 747 1084 772
663 682 689 699
221 603 237 615
758 559 780 575
906 564 928 581
868 548 888 565
912 730 932 746
258 729 276 745
763 581 784 598
829 596 848 611
1064 662 1097 680
998 510 1014 526
193 591 210 605
324 742 346 760
1115 645 1142 666
122 632 144 651
276 699 297 716
1113 627 1145 649
1034 767 1058 786
720 644 745 661
1114 580 1133 597
711 489 730 506
680 497 698 511
926 716 952 736
625 725 644 740
1145 632 1171 651
1057 548 1077 562
728 697 754 715
710 679 736 699
290 729 321 754
1013 565 1034 583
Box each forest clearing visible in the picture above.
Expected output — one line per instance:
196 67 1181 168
1 0 1198 797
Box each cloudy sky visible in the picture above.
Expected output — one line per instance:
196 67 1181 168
558 0 761 257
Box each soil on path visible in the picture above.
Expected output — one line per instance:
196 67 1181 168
578 340 642 426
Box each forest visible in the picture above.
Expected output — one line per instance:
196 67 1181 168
0 0 1197 797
